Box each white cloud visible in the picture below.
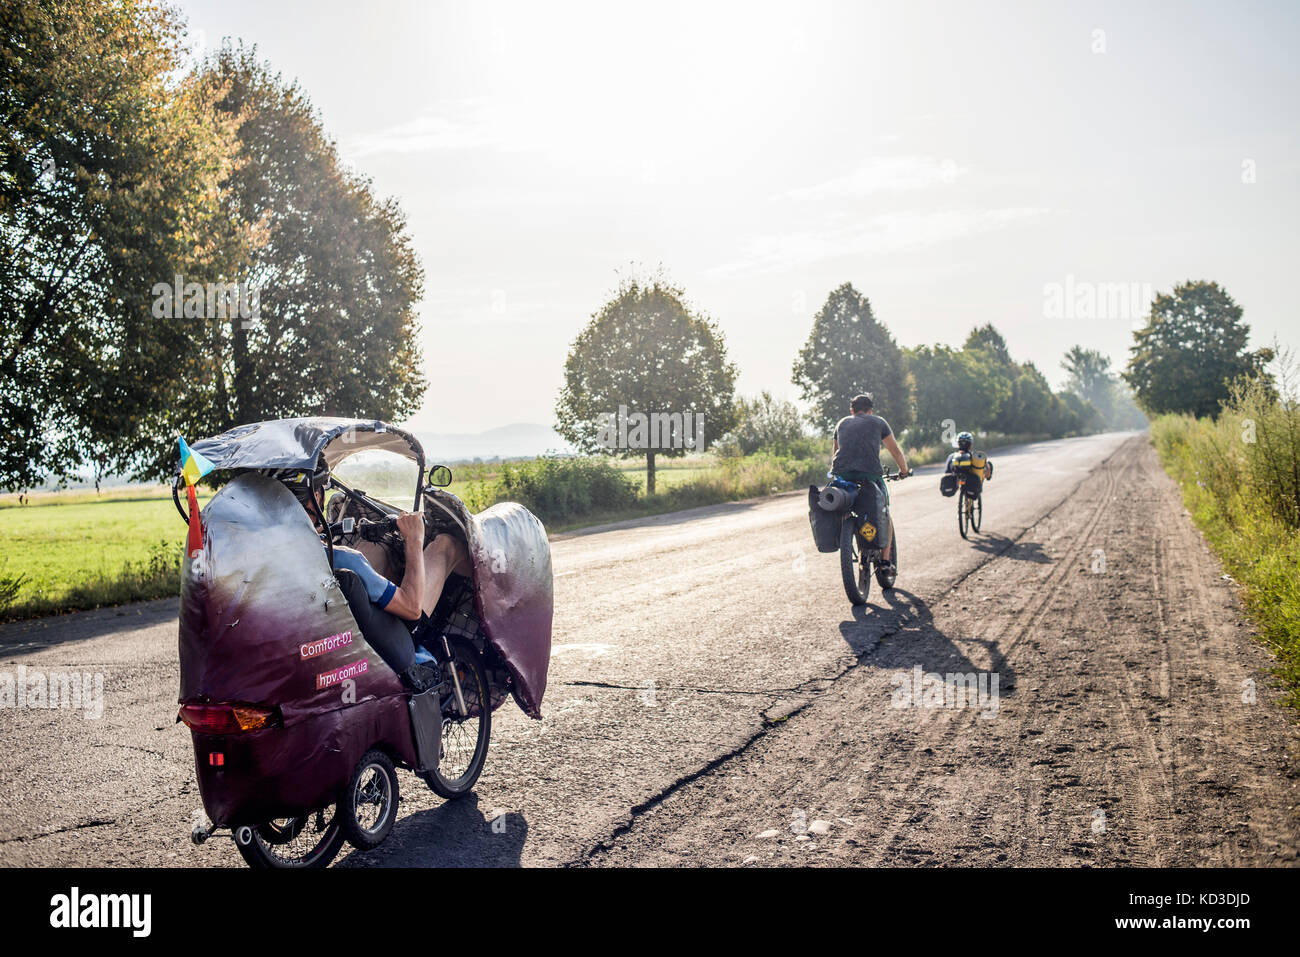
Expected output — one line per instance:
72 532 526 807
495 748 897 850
706 207 1050 278
782 156 964 200
343 102 502 159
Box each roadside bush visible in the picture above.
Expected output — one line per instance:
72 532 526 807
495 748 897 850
0 568 27 612
474 456 638 525
716 392 812 457
655 452 825 510
1150 355 1300 708
468 450 827 529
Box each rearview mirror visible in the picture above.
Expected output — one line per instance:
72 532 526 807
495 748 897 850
427 465 453 487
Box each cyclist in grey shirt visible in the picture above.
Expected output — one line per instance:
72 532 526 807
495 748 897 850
831 393 909 566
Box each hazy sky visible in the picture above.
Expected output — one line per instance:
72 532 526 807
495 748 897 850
179 0 1299 433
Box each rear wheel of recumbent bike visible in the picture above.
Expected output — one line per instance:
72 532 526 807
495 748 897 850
234 805 346 869
422 635 491 799
839 518 872 606
341 749 400 850
958 488 970 539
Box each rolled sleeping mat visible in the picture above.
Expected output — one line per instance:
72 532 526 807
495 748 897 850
818 484 855 512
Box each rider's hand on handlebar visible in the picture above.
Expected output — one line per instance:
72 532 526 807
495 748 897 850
395 511 425 549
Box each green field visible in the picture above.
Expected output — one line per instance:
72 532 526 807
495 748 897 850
610 458 716 492
0 489 210 620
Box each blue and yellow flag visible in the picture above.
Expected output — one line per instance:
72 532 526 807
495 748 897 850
178 435 214 487
177 435 213 558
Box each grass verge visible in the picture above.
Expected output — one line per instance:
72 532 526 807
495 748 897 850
1149 380 1300 709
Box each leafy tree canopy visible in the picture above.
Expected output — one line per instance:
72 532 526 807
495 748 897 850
0 0 235 488
0 11 427 489
792 282 912 434
129 43 428 478
1124 280 1272 418
556 274 736 493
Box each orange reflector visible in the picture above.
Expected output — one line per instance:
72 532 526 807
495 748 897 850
231 705 276 731
179 702 279 734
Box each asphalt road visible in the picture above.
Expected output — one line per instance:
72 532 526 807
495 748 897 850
1 431 1296 866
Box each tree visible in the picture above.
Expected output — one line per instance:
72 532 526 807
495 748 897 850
905 345 1004 443
1061 346 1116 422
997 362 1056 435
0 0 236 488
556 276 736 494
964 323 1014 367
1050 392 1094 436
792 282 912 434
1124 280 1272 418
962 324 1026 433
719 392 808 456
123 44 427 477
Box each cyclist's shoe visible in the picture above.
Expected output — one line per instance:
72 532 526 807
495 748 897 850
401 662 442 693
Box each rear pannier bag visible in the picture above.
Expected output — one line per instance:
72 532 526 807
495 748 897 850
853 480 890 546
808 486 842 552
939 473 958 497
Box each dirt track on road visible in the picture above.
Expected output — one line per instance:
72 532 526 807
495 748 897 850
1 432 1296 866
585 436 1300 866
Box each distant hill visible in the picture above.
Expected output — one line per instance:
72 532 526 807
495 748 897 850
413 423 574 464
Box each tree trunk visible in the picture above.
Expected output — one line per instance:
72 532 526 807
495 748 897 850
646 449 656 496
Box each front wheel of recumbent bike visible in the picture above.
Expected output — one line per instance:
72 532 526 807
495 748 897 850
971 493 983 533
234 806 346 869
422 635 491 799
839 518 872 606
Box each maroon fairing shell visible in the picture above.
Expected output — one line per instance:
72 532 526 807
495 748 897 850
436 493 553 719
179 474 405 717
179 474 417 824
192 696 416 826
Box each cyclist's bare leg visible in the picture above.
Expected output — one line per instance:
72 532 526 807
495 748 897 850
419 533 471 617
882 517 894 563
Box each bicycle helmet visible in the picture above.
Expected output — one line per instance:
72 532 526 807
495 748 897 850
956 431 974 451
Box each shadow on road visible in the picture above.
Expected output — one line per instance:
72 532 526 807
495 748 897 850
837 588 1016 698
0 598 179 657
968 533 1051 564
336 791 528 868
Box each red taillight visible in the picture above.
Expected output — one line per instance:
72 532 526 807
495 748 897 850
179 702 279 734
